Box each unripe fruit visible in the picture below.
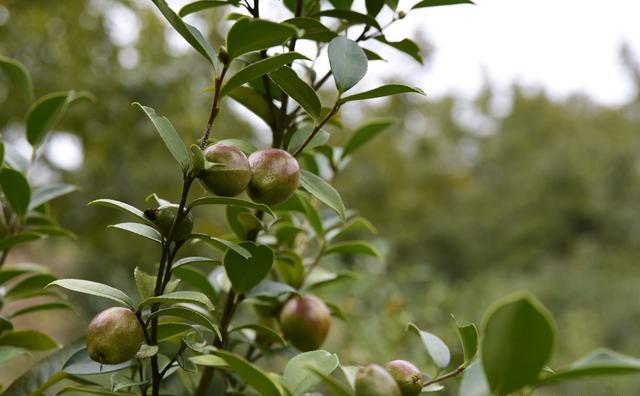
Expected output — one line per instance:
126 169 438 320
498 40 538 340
199 143 252 197
355 364 402 396
247 149 300 206
145 204 193 241
279 295 330 352
384 360 424 396
86 307 144 364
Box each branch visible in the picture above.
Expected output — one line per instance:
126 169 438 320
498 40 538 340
292 99 341 157
423 366 466 387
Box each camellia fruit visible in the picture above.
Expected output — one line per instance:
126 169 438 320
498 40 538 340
198 142 251 197
384 360 424 396
144 204 193 241
279 294 330 351
355 364 402 396
247 149 300 206
86 307 144 365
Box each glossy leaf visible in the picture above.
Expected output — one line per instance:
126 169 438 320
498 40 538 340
325 241 381 258
0 168 31 216
228 86 276 127
147 307 220 338
26 91 93 148
246 280 297 299
328 37 368 94
172 256 220 270
407 322 451 369
0 55 33 104
342 119 395 158
150 0 219 69
173 266 219 304
179 0 238 17
283 350 340 396
456 320 479 366
138 291 215 311
63 347 133 375
285 18 336 42
300 170 346 221
157 322 194 341
89 199 154 226
341 84 424 104
227 18 299 59
108 222 162 243
47 279 135 309
133 103 191 172
221 52 309 97
0 330 59 351
230 323 287 345
269 66 322 120
225 242 274 293
28 184 76 210
190 233 252 258
413 0 475 9
211 349 282 396
315 10 381 31
189 196 274 217
191 354 229 367
537 349 640 385
481 293 556 396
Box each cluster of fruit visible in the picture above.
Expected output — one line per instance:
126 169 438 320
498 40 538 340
356 361 425 396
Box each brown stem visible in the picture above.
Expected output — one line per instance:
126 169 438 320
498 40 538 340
199 65 230 150
0 248 9 269
292 100 341 157
423 366 466 387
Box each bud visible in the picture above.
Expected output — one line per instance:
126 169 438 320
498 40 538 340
355 364 402 396
247 149 300 206
384 360 424 396
398 11 407 19
279 295 330 351
219 46 230 65
145 204 193 241
86 307 144 364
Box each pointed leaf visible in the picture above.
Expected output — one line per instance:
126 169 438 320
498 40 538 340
341 84 424 104
190 233 252 258
412 0 475 9
211 349 282 396
227 18 300 59
537 349 640 385
10 301 74 318
0 232 45 251
47 279 134 309
300 170 346 221
456 320 479 366
89 199 155 226
269 66 321 120
108 222 162 243
342 119 395 158
285 18 336 42
189 196 274 217
0 55 33 104
407 323 451 369
0 346 30 364
179 0 238 17
29 184 76 210
315 10 381 31
138 291 215 310
0 168 30 216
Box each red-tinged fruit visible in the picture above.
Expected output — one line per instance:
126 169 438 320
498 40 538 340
384 360 424 396
199 142 252 197
279 294 331 351
86 307 144 364
355 364 402 396
247 149 300 206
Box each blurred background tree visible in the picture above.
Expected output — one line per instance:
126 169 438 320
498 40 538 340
2 0 640 394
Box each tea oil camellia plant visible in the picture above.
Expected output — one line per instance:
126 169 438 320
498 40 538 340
4 1 640 395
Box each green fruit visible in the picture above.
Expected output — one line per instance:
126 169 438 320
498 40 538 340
384 360 424 396
247 149 300 206
144 204 193 241
199 142 251 197
355 364 402 396
86 307 144 364
279 294 330 351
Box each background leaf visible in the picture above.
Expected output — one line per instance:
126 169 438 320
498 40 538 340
342 119 395 158
0 55 33 104
0 330 59 351
108 222 162 243
0 168 31 216
212 350 282 396
412 0 475 9
29 183 76 210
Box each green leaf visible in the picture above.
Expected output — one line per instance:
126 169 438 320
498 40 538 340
147 307 220 338
228 86 276 127
325 241 381 258
283 350 339 396
0 168 31 216
89 198 155 226
190 233 252 258
133 103 191 172
285 18 336 42
315 10 381 31
298 190 325 237
157 322 194 341
63 347 133 375
481 293 556 396
134 267 157 300
221 52 310 97
374 36 423 63
305 270 356 291
342 119 395 158
341 84 424 104
366 0 385 16
269 66 322 120
328 37 368 94
150 0 219 70
189 196 275 217
230 323 287 345
26 91 93 148
0 346 30 364
172 256 220 270
179 0 238 17
246 280 297 299
211 349 283 396
108 222 162 243
28 183 76 210
0 263 49 285
0 330 59 351
5 273 58 300
407 322 451 369
225 242 274 293
10 301 73 318
173 266 219 304
455 320 479 366
412 0 475 9
0 55 33 104
47 279 135 309
288 126 330 154
300 170 346 221
138 291 215 311
308 367 354 396
458 360 490 396
537 349 640 385
227 18 300 59
191 354 229 367
0 232 45 251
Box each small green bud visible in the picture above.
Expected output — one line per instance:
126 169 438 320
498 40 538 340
145 204 193 241
398 11 407 19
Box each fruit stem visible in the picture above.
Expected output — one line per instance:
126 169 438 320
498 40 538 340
423 365 466 387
